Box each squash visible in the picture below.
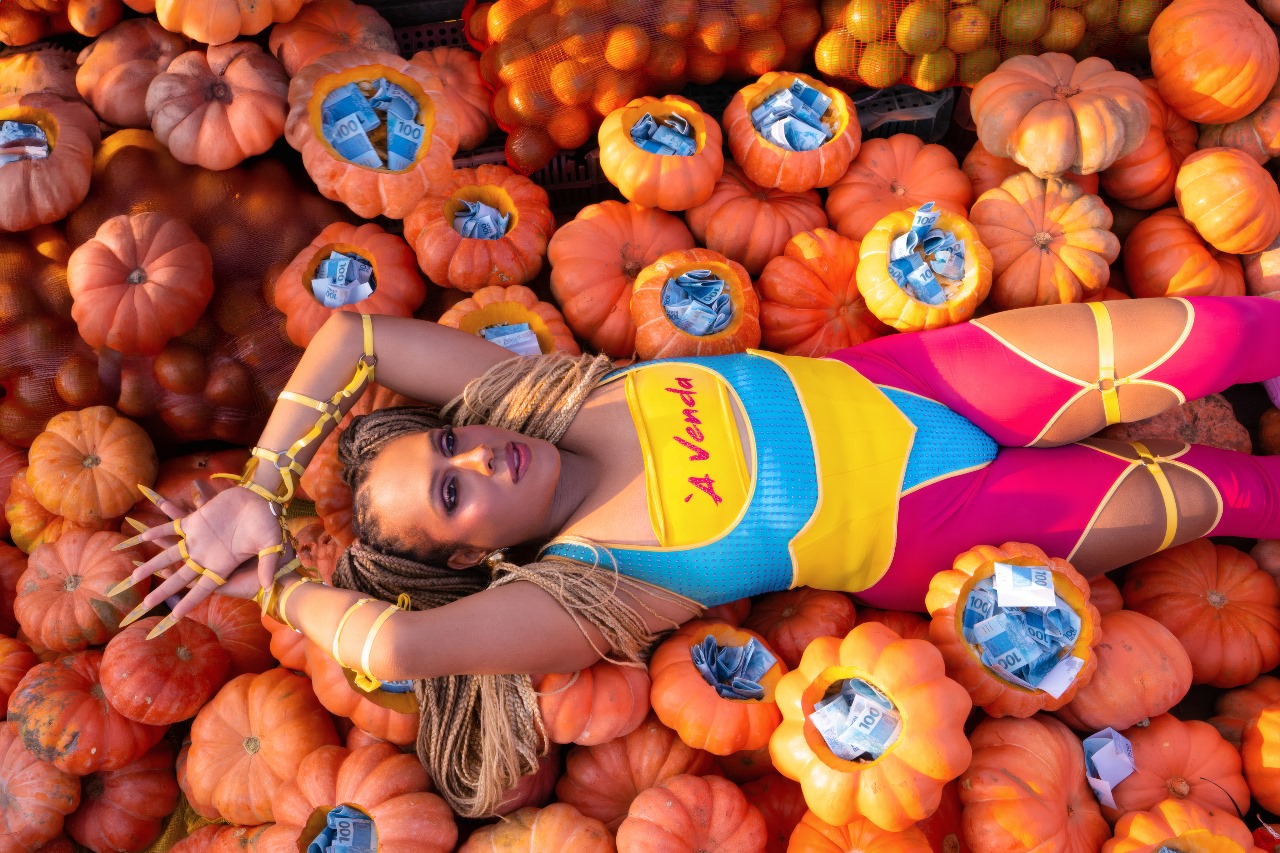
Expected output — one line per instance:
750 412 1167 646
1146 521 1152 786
175 741 220 823
827 134 973 242
5 468 115 556
267 0 396 77
548 200 695 358
64 743 179 853
0 438 26 543
439 284 580 355
403 164 555 292
598 94 724 211
121 448 249 545
1175 147 1280 255
1 47 79 101
615 774 766 853
75 20 188 129
1101 78 1198 210
68 213 213 356
407 47 496 151
1243 701 1280 814
1209 675 1280 748
740 774 807 853
1123 209 1246 299
302 640 417 747
100 616 229 725
0 635 37 711
140 0 306 46
1088 575 1124 615
970 172 1119 307
855 608 930 640
1104 799 1256 853
65 0 124 38
184 596 274 678
742 588 857 670
787 810 932 852
260 610 307 673
961 139 1098 199
0 720 81 851
535 660 651 747
457 803 612 852
1245 234 1280 297
0 3 51 46
0 94 99 233
970 53 1150 178
1198 79 1280 165
631 248 760 360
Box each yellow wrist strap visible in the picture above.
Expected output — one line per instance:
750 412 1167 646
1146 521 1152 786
332 598 376 670
276 576 320 631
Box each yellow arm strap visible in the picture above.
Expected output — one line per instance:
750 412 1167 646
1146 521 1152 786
353 593 412 691
1132 441 1179 551
1087 301 1123 426
332 598 376 670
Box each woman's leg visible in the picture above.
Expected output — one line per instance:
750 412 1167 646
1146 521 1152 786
857 438 1280 611
829 296 1280 447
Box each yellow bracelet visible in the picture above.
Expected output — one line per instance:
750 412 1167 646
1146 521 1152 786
353 603 403 690
275 576 321 631
332 598 376 670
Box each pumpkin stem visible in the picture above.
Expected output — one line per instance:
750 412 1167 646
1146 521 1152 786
62 574 81 591
176 645 192 662
1053 85 1080 99
243 736 260 754
620 245 644 281
82 454 100 469
127 268 148 285
91 683 105 699
890 180 906 197
781 605 797 618
1168 777 1191 798
1206 590 1229 608
209 80 232 104
1033 231 1053 249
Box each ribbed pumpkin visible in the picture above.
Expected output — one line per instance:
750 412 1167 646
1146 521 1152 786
0 4 52 49
722 71 860 192
75 20 188 128
133 0 304 45
267 0 396 77
403 164 555 292
0 636 37 711
535 660 651 747
184 596 274 678
176 740 220 823
555 712 716 831
598 95 724 211
685 162 827 277
26 407 157 527
68 212 213 356
770 623 972 831
826 134 973 242
755 228 889 358
439 284 580 355
1089 575 1124 615
64 743 179 853
458 803 613 853
1053 610 1193 732
0 47 79 101
7 650 168 775
970 172 1119 307
303 640 417 747
548 201 695 357
924 542 1100 717
742 588 857 670
1101 79 1198 210
1175 147 1280 255
1209 675 1280 748
615 774 766 853
961 140 1099 199
1149 0 1279 124
1103 799 1257 853
0 94 99 233
100 616 229 725
260 612 307 673
631 248 760 360
14 530 145 654
1198 79 1280 165
4 469 115 556
285 50 460 220
788 810 933 853
855 608 931 641
0 720 81 852
1243 701 1280 814
649 620 786 756
740 774 807 853
121 449 249 546
960 715 1110 853
969 53 1150 178
1123 209 1246 299
0 439 25 544
145 42 289 171
407 47 496 152
273 221 426 348
187 669 339 825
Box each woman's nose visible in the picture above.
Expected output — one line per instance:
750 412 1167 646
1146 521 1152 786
452 444 494 475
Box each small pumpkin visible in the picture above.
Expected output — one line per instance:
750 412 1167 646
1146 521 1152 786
1198 79 1280 166
1209 675 1280 748
184 596 274 678
631 248 759 360
970 172 1119 307
100 616 229 725
267 0 396 77
1089 575 1124 615
439 284 580 355
273 221 426 348
0 438 26 543
0 635 37 711
0 3 51 46
787 810 933 853
742 588 857 670
828 134 973 242
64 743 179 853
260 610 307 673
615 774 766 853
961 139 1099 199
1103 799 1256 853
1123 209 1246 299
1101 78 1198 210
68 212 213 356
457 803 612 853
0 720 81 851
1243 701 1280 814
175 740 220 823
1245 234 1280 297
722 71 860 193
854 608 930 641
403 164 556 292
4 468 115 556
144 0 306 46
407 47 496 151
684 161 828 277
547 200 695 357
598 94 724 211
535 660 651 747
740 774 807 853
303 640 418 746
1 47 79 101
1175 147 1280 255
0 94 99 233
75 19 188 129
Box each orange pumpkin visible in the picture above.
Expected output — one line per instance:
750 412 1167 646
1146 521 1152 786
303 640 417 747
0 47 79 101
64 743 179 853
5 468 115 556
0 720 81 851
827 134 973 242
970 54 1149 178
439 284 580 355
722 71 860 192
1209 675 1280 748
970 172 1120 307
27 407 157 527
685 161 828 277
100 616 229 725
742 588 857 670
184 596 274 679
75 19 188 129
787 810 933 853
0 438 26 543
285 50 460 220
598 94 724 211
143 0 305 45
145 43 288 171
175 740 220 823
548 200 695 357
924 542 1100 717
961 140 1099 199
403 164 555 292
960 715 1110 853
1149 0 1279 124
1088 575 1124 615
0 94 99 233
1243 701 1280 814
770 623 972 831
68 212 213 356
1175 147 1280 255
535 660 651 747
0 3 51 46
854 608 930 641
267 0 396 77
756 228 889 358
273 222 426 348
1123 209 1245 299
615 774 767 853
1101 79 1198 210
1245 234 1280 297
739 774 805 853
457 803 613 853
1103 799 1257 853
1198 79 1280 165
631 248 760 360
703 597 752 628
0 635 37 711
649 620 786 756
1122 539 1280 688
408 47 497 152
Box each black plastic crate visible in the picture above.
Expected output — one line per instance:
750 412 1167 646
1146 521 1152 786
853 85 956 144
392 18 469 55
357 0 466 28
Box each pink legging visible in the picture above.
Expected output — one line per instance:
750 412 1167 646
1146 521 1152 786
826 296 1280 610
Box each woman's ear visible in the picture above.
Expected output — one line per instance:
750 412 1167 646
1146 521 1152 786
446 546 489 570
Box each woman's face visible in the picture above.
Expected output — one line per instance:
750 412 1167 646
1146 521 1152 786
361 424 563 567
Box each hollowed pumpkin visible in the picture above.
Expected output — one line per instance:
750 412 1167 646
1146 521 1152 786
0 94 99 233
598 94 724 211
438 284 580 355
631 249 760 360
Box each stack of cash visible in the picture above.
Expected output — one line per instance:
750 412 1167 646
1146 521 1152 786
306 804 377 853
887 202 967 306
320 78 424 171
962 566 1085 697
0 121 49 166
661 269 733 337
750 78 834 152
310 251 375 309
1083 727 1136 808
809 678 902 762
377 679 416 693
630 112 696 156
454 200 511 240
690 634 776 700
480 322 542 356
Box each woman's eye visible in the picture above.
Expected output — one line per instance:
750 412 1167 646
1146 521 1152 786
443 477 457 513
444 426 457 456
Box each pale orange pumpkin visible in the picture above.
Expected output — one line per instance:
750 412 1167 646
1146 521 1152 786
615 774 767 853
0 46 79 101
75 19 188 129
5 468 115 556
1101 79 1199 210
143 0 307 45
961 140 1099 199
268 0 396 77
439 284 580 355
408 47 497 152
1175 147 1280 255
1244 702 1280 814
458 803 613 852
1198 79 1280 165
1103 799 1256 853
631 248 760 360
1209 675 1280 748
598 94 724 211
0 94 99 233
303 640 418 747
535 660 651 747
1123 208 1246 299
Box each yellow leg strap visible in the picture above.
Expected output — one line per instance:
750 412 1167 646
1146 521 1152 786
1087 301 1123 425
1132 441 1179 551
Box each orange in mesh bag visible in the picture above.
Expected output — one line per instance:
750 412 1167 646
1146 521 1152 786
463 0 823 174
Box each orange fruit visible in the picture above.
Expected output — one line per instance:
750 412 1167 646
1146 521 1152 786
958 44 999 84
858 41 908 87
736 29 786 75
611 0 649 23
1001 40 1035 60
815 28 862 78
495 37 537 86
999 0 1049 41
467 3 492 44
779 4 822 49
552 0 605 14
508 79 558 124
658 0 698 38
737 0 782 30
845 0 892 41
1079 0 1116 28
605 23 650 71
478 45 503 87
491 86 520 129
909 47 956 90
591 69 642 117
645 36 689 84
896 0 946 55
1117 0 1159 33
686 42 728 84
506 125 556 175
946 5 989 53
485 0 532 42
525 12 559 46
820 0 849 28
557 11 607 60
1039 8 1085 50
548 106 594 150
696 8 741 53
971 0 1004 19
550 59 593 106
